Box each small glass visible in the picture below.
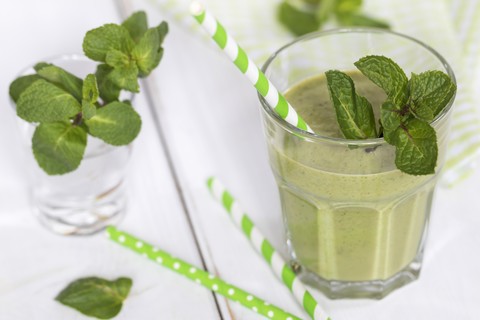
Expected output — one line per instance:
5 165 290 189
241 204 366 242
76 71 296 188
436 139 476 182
259 29 456 299
12 54 131 235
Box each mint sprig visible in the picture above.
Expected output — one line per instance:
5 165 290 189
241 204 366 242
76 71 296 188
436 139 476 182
55 277 132 319
278 0 389 36
326 55 456 175
9 11 168 175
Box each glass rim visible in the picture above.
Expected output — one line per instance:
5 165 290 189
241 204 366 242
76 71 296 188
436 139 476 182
259 28 457 147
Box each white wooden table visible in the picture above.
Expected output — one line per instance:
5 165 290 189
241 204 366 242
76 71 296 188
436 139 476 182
1 1 479 319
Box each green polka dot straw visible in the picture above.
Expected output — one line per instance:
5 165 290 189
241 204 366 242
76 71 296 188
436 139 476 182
190 1 313 133
106 226 302 320
207 177 331 320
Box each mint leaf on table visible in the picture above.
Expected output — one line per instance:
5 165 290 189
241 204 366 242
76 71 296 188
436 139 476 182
132 22 168 77
336 12 390 28
32 122 87 175
409 71 456 120
354 55 409 106
83 24 135 62
325 70 377 139
95 64 121 103
122 11 148 43
55 277 132 320
9 74 42 102
393 119 438 175
278 1 320 36
34 63 84 101
85 101 141 146
16 79 81 122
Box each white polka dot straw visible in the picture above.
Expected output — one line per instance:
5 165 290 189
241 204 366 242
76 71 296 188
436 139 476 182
207 177 331 320
106 226 302 320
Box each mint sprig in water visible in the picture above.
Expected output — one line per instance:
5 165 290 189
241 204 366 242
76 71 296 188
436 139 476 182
9 12 168 175
326 55 456 175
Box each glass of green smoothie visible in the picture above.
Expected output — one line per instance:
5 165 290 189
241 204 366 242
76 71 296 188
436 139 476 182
259 29 456 299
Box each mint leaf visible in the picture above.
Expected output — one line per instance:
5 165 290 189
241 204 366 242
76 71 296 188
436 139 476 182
122 11 148 43
35 64 83 101
55 277 132 319
316 0 336 23
107 63 139 93
278 1 320 36
82 74 99 103
95 64 121 103
32 122 87 175
393 119 437 175
336 0 362 13
380 101 406 144
132 22 168 77
105 49 131 68
9 74 42 102
325 70 376 139
354 55 408 105
336 12 389 28
82 101 96 120
17 80 81 123
409 71 456 120
83 24 135 62
85 101 141 145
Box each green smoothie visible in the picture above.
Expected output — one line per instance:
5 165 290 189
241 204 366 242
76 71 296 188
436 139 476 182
267 72 443 282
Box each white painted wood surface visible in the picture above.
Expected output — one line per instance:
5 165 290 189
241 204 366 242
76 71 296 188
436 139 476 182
1 0 479 319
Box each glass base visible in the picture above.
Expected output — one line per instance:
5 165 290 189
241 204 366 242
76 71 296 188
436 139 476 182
32 185 126 236
292 257 422 299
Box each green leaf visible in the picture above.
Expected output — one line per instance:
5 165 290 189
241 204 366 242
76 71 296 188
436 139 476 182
132 22 168 77
9 74 42 102
55 277 132 319
325 70 377 139
85 101 141 145
82 74 99 103
354 55 408 105
335 0 362 13
336 12 389 28
32 122 87 175
380 100 404 144
105 49 131 68
83 23 135 62
316 0 336 23
17 80 81 123
122 11 148 43
409 71 456 120
35 64 84 101
393 119 437 175
355 94 377 138
107 62 140 93
95 64 121 103
82 101 96 120
278 1 320 36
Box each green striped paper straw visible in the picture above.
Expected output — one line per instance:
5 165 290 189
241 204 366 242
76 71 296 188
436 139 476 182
207 177 331 320
190 1 314 133
106 226 302 320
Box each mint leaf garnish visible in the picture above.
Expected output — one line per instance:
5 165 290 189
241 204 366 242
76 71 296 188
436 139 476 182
35 63 84 101
121 11 148 43
55 277 132 320
409 71 456 120
354 55 408 105
85 101 141 145
278 1 320 36
393 119 438 175
132 22 168 77
325 70 377 139
83 24 135 62
17 79 81 122
32 122 87 175
9 74 42 102
81 74 98 120
324 54 456 175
